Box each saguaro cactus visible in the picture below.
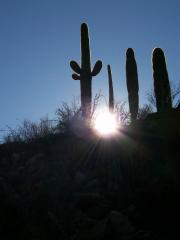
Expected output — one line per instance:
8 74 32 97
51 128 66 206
126 48 139 122
152 48 172 112
107 65 114 112
70 23 102 119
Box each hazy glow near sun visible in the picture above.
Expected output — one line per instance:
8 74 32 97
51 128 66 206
93 109 118 136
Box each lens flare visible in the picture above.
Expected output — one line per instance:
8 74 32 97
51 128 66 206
93 108 118 136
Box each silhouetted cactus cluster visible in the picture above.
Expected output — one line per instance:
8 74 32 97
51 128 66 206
70 23 173 123
70 23 102 119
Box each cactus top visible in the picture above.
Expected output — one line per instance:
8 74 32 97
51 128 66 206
126 48 134 59
152 47 166 67
81 23 91 71
126 48 139 92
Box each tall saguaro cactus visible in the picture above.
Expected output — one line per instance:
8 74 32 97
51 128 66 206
126 48 139 122
152 48 172 112
107 65 114 112
70 23 102 119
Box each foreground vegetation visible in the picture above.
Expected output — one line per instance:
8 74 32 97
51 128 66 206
0 107 180 240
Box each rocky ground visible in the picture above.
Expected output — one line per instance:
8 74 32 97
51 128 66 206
0 110 180 239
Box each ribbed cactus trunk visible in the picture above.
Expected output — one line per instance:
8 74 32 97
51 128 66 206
70 23 102 119
80 23 91 117
126 48 139 122
107 65 114 112
152 48 172 112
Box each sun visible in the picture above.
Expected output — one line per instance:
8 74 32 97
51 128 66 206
92 108 119 136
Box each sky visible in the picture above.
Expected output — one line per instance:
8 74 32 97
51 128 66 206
0 0 180 136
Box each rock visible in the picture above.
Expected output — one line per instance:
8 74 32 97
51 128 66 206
74 193 107 210
75 171 87 184
83 178 99 191
131 230 158 240
105 211 135 239
86 203 110 220
77 218 107 240
74 193 110 219
26 153 44 167
11 153 20 165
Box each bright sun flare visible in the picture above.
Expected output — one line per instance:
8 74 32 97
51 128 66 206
93 109 118 136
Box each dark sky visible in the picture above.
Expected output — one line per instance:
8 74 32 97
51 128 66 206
0 0 179 133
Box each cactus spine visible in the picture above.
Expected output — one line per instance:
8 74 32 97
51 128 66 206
152 48 172 112
107 65 114 112
70 23 102 119
126 48 139 122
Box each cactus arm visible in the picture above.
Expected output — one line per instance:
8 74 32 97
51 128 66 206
107 65 114 112
91 60 102 76
72 74 81 80
70 61 81 74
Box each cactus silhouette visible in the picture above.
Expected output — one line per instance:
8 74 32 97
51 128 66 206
107 65 114 112
152 48 172 112
126 48 139 122
70 23 102 118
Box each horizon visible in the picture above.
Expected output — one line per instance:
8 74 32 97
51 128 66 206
0 0 180 139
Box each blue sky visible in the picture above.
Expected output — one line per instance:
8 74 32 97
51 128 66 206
0 0 180 134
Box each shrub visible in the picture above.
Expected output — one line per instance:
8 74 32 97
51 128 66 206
147 82 180 110
4 116 55 143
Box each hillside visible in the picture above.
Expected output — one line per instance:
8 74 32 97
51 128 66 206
0 109 180 240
